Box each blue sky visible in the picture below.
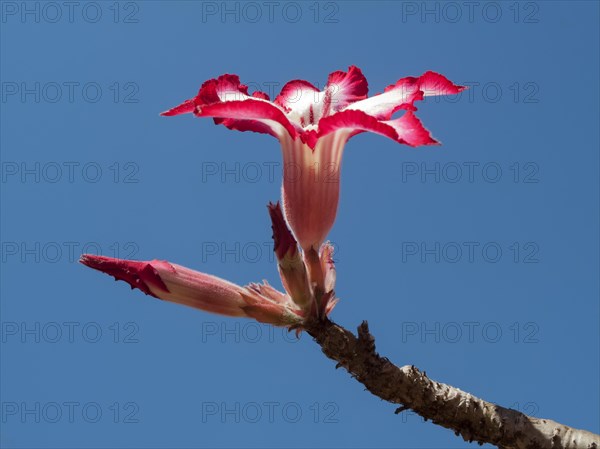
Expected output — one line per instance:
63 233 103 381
1 1 599 448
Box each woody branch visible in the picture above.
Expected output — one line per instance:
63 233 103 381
305 319 599 449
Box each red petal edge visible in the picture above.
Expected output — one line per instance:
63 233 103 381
385 111 440 147
80 254 170 297
324 65 368 114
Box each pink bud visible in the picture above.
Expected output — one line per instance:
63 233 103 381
268 202 313 310
80 255 305 327
80 254 248 317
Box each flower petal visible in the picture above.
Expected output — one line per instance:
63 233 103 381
161 74 248 116
161 99 196 116
343 77 422 119
322 65 368 116
273 66 368 129
316 109 438 147
317 109 399 144
344 71 464 120
193 100 297 140
274 79 320 111
382 111 440 147
274 79 323 128
216 117 282 138
418 71 466 97
161 74 294 139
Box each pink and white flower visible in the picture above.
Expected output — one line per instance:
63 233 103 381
82 67 463 326
162 66 464 252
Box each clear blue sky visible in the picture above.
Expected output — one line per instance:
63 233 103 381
1 1 598 448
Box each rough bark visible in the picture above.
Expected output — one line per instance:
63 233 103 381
305 318 599 449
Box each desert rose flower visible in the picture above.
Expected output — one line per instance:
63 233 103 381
79 254 306 327
162 66 464 252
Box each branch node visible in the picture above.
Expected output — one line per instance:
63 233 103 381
357 321 376 353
